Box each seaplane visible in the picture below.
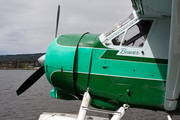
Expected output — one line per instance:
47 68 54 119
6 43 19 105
16 0 180 120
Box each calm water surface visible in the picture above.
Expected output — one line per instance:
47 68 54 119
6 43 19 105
0 70 179 120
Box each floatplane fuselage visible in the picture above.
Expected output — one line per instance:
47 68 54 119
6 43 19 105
45 11 172 112
17 0 180 120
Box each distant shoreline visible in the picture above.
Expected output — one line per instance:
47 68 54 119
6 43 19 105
0 67 39 70
0 53 44 69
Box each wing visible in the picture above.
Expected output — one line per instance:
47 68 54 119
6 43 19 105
131 0 171 17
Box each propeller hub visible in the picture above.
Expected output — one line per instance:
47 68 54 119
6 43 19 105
38 54 45 66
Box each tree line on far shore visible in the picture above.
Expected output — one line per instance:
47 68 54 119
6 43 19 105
0 53 45 69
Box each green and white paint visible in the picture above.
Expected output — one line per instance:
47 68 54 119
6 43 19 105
44 0 180 114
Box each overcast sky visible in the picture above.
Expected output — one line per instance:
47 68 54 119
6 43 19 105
0 0 133 55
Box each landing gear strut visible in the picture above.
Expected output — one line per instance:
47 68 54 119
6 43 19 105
77 90 129 120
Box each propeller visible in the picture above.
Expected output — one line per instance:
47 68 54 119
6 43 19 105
55 5 60 38
16 5 61 95
16 66 45 95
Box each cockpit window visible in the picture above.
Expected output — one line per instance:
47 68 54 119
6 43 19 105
110 20 153 47
112 32 124 45
101 11 153 48
122 20 153 47
104 13 134 37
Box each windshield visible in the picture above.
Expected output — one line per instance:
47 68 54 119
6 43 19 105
104 13 135 37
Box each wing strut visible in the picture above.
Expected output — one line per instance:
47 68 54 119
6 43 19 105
164 0 180 111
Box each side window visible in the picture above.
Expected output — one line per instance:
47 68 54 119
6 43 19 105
122 20 153 47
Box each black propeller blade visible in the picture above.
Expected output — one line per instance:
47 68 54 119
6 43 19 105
17 5 60 96
16 66 45 95
55 5 60 38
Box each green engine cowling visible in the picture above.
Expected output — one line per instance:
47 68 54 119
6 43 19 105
44 32 100 100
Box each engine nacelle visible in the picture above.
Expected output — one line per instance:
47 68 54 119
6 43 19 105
45 33 100 100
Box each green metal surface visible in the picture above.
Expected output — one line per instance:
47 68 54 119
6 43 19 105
74 47 92 94
44 33 180 112
51 88 78 100
45 36 78 96
45 33 99 97
78 34 100 47
56 34 83 46
89 74 165 111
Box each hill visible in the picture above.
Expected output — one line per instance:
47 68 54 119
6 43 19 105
0 53 45 69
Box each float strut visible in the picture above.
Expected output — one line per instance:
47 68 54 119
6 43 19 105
167 113 177 120
77 89 91 120
110 104 129 120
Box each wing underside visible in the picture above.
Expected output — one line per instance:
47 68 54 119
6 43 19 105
131 0 172 17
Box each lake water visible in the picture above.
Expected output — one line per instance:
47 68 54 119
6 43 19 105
0 70 179 120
